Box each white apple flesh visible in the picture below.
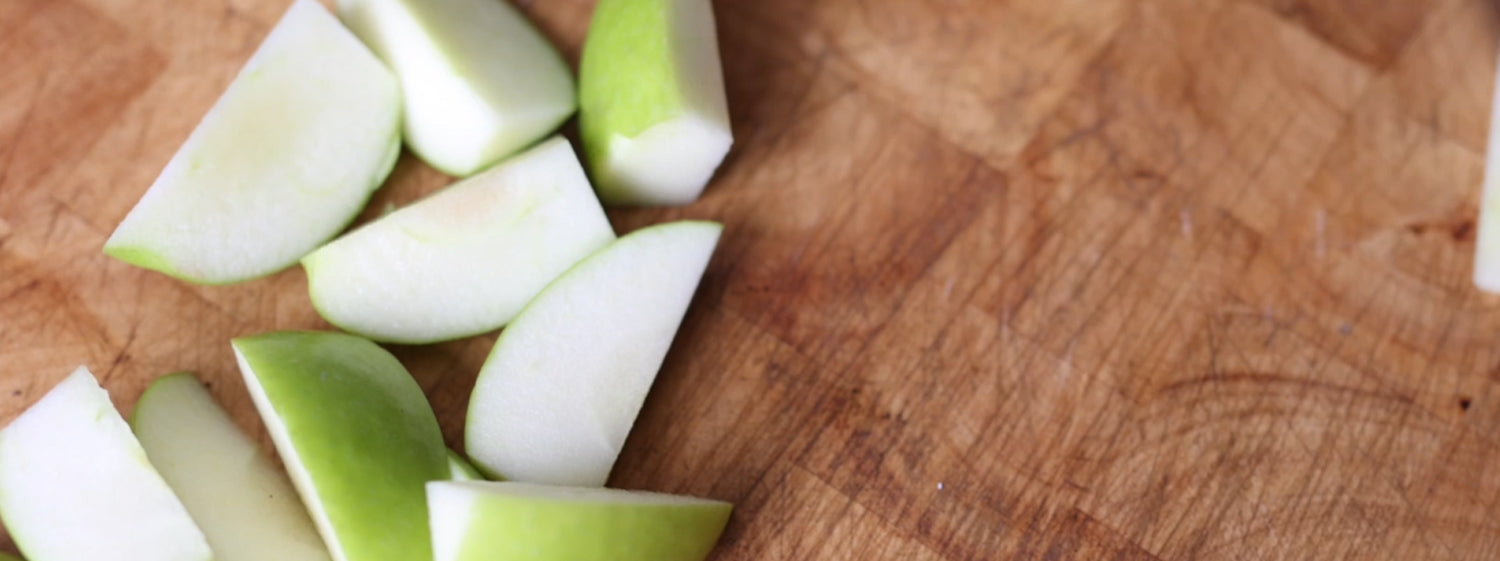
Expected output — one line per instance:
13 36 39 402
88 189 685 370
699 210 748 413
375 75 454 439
427 481 730 561
466 221 722 486
302 137 615 344
0 367 211 561
579 0 732 206
132 372 332 561
234 331 449 561
1475 45 1500 293
338 0 576 176
105 0 401 284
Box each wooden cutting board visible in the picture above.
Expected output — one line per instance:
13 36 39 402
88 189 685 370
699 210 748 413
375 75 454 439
3 0 1499 558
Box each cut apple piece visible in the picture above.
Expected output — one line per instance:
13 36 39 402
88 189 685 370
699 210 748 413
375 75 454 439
1476 46 1500 293
338 0 575 176
234 331 448 561
0 367 211 561
579 0 732 206
447 450 482 481
302 137 615 344
132 372 332 561
466 221 721 485
105 0 401 284
427 481 730 561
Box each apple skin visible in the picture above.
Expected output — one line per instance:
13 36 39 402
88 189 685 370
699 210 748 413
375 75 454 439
234 331 448 561
427 481 730 561
0 552 21 561
132 372 332 561
337 0 576 176
0 367 211 561
447 450 483 481
579 0 732 206
104 0 401 285
465 221 722 486
302 136 616 344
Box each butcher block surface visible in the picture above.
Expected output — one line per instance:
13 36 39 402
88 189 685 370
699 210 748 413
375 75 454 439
4 0 1500 558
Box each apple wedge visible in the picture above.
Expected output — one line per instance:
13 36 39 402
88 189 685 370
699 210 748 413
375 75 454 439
466 221 721 486
234 331 448 561
302 137 615 344
105 0 401 284
1476 47 1500 293
0 367 211 561
427 481 730 561
579 0 732 206
132 372 331 561
447 450 483 481
338 0 575 176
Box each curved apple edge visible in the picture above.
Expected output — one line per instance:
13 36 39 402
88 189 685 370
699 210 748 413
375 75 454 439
104 127 402 287
463 220 724 481
447 450 485 481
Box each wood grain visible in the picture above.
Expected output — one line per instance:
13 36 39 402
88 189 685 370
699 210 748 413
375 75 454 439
3 0 1500 558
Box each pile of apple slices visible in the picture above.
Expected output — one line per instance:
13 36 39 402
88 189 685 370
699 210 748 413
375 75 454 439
106 0 732 287
2 294 729 560
2 222 727 560
4 0 746 558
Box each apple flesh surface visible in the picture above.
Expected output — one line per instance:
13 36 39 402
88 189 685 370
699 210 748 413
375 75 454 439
427 481 730 561
1476 47 1500 293
132 372 332 561
338 0 575 176
466 221 722 486
0 367 211 561
234 331 448 561
104 0 401 284
302 137 615 344
579 0 732 206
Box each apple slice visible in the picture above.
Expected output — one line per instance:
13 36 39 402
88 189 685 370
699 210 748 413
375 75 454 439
234 331 448 561
132 372 331 561
0 367 211 561
466 221 721 486
447 450 482 481
337 0 575 176
302 137 615 344
1476 47 1500 293
579 0 732 206
105 0 401 284
427 481 730 561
